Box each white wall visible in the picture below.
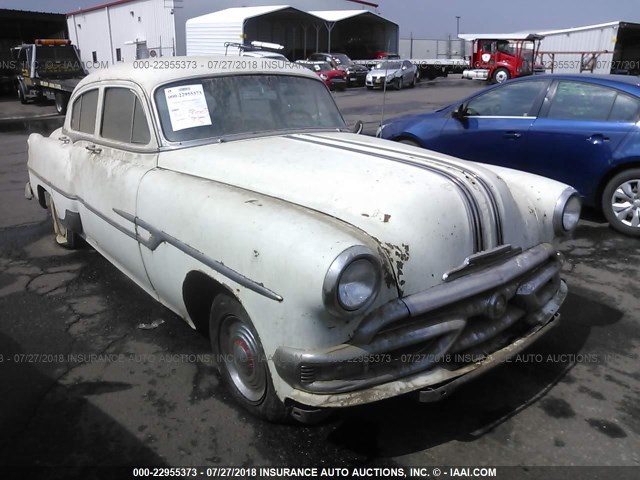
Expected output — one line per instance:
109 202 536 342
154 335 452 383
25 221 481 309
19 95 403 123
537 23 619 74
67 0 177 68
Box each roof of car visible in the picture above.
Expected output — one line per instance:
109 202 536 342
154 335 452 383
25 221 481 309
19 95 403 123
75 55 319 93
511 74 640 93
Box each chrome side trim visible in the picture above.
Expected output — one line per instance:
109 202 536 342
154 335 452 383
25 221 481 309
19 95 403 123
113 209 284 302
286 135 484 252
30 168 137 240
27 168 283 302
304 133 504 246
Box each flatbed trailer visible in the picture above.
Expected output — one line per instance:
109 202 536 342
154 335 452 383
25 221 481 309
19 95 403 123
14 39 86 114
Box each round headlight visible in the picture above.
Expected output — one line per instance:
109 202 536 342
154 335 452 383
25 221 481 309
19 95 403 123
553 188 582 234
563 194 582 231
323 246 382 317
338 259 378 311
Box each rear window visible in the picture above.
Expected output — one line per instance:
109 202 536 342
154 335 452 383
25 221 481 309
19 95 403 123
608 93 640 122
70 89 98 134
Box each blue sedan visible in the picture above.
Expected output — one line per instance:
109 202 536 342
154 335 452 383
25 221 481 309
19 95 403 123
378 74 640 237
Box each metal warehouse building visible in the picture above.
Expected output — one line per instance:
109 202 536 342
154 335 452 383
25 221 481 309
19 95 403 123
66 0 397 65
537 21 640 74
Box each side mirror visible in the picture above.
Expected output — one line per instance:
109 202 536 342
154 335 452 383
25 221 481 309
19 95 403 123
352 120 364 135
452 104 467 121
402 65 407 70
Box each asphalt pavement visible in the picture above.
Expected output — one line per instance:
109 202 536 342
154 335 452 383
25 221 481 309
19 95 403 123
0 78 638 475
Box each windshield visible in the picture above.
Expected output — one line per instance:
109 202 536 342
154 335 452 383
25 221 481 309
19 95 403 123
373 61 402 70
332 54 351 65
155 74 345 143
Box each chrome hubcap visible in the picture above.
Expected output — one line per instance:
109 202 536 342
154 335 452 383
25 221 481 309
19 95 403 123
495 71 508 83
220 316 266 403
611 179 640 228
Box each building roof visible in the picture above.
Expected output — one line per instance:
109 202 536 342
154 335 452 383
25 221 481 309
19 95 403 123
309 9 396 26
67 0 140 16
67 0 378 17
458 33 545 41
186 5 298 25
536 21 627 36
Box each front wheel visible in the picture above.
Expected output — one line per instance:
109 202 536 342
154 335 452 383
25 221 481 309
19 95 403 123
210 294 290 422
492 68 511 84
395 77 404 90
602 169 640 237
398 139 421 148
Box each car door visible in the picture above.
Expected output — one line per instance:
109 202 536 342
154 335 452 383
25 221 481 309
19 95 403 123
526 80 640 201
435 79 550 165
68 83 158 294
400 60 412 83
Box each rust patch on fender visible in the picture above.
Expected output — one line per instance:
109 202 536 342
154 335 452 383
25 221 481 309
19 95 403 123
380 242 411 295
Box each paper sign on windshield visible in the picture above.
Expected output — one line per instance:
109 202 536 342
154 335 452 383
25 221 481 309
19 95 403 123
164 84 212 131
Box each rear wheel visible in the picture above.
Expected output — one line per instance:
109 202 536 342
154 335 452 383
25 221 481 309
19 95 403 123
17 85 27 104
602 168 640 237
54 92 69 115
209 294 290 422
49 196 79 249
492 68 511 84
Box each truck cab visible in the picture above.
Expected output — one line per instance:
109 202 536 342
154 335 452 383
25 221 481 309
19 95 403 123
14 39 86 114
460 33 544 84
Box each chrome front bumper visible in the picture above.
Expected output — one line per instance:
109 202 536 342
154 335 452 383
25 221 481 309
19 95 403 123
274 243 566 402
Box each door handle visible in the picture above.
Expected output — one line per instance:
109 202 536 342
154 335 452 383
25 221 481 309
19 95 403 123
503 132 522 139
85 144 102 154
586 134 609 145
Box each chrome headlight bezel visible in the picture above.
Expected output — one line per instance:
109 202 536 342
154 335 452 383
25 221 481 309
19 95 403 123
553 187 582 234
323 246 382 317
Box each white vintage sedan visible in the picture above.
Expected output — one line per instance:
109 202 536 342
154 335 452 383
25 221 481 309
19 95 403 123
26 57 581 422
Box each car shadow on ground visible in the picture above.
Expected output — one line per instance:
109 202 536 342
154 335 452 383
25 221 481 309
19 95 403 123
0 333 167 470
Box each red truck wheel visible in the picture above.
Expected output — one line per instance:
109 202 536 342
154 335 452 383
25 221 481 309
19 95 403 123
492 68 511 84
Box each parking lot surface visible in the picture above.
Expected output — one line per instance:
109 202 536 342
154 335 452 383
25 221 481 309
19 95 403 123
0 78 638 471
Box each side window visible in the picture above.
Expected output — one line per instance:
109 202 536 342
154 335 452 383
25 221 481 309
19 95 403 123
608 93 640 122
101 87 150 144
70 89 98 134
466 80 547 117
547 81 617 121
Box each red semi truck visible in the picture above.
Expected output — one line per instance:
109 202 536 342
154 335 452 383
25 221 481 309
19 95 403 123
460 33 544 84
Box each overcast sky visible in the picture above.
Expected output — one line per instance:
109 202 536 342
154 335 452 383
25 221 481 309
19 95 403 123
3 0 640 38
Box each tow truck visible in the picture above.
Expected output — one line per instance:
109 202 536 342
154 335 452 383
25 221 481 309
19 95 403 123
14 39 86 114
459 33 544 83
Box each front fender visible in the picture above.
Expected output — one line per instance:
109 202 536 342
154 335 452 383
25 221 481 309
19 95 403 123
135 168 398 359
